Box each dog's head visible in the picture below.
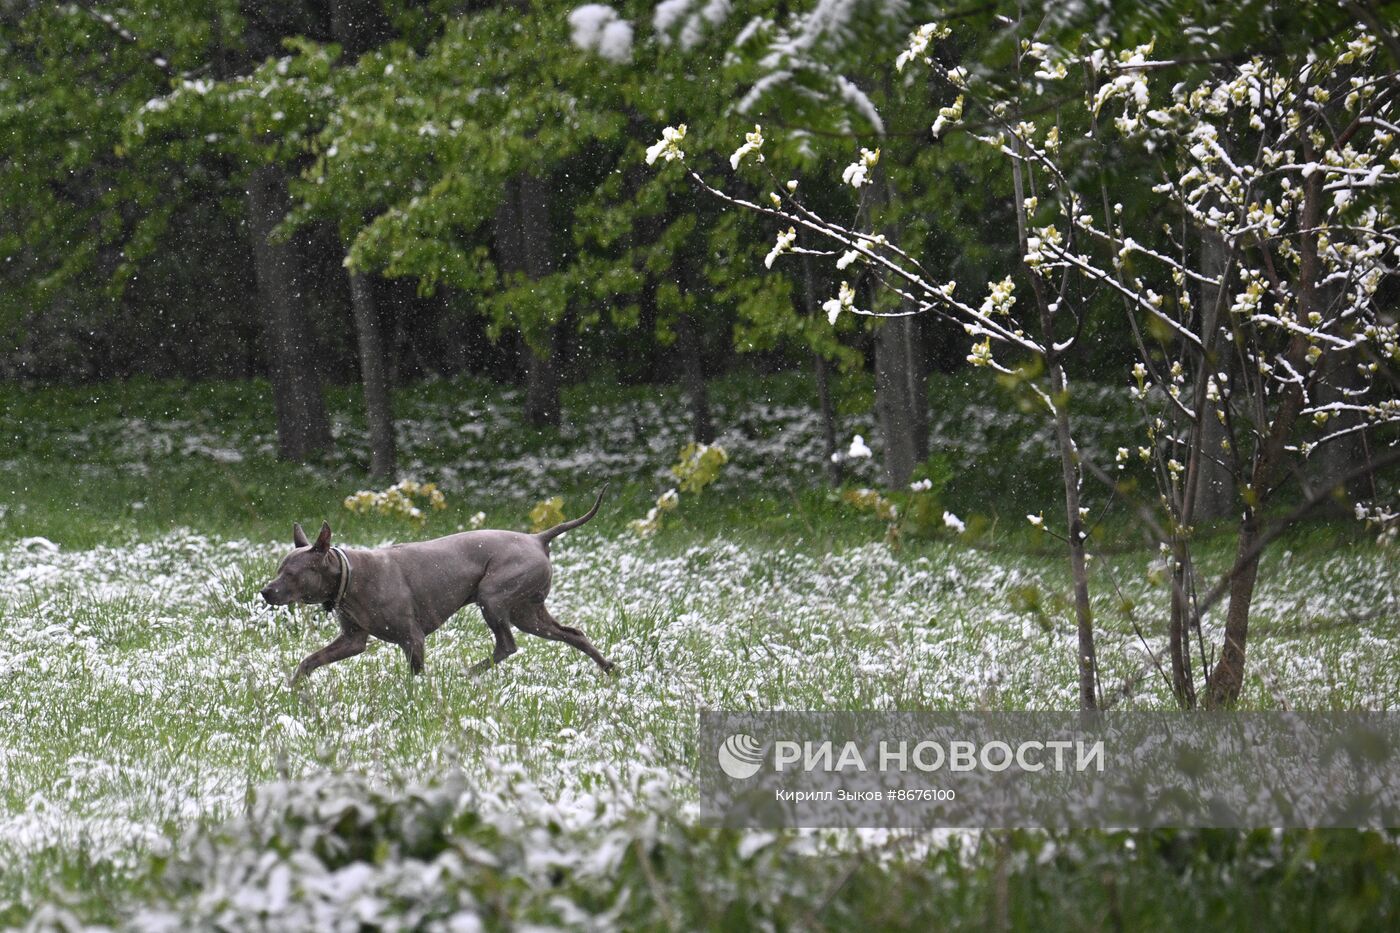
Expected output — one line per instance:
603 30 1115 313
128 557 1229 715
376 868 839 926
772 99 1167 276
260 521 339 606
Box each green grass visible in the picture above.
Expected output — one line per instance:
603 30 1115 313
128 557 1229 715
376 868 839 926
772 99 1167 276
0 371 1396 928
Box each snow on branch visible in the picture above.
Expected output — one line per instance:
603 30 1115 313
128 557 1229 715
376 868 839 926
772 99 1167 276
569 4 634 63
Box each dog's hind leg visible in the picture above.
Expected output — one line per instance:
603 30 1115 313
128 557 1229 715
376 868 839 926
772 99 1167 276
401 626 426 675
468 602 518 676
516 604 615 673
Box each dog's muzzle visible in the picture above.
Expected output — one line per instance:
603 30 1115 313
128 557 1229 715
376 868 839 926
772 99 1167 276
260 586 290 606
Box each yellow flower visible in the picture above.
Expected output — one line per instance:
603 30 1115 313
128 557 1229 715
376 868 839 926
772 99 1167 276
529 496 566 533
342 479 448 525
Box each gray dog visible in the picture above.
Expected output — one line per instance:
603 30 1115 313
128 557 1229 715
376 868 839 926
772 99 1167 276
260 488 614 685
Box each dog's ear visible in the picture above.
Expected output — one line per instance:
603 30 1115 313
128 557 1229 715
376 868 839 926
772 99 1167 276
312 520 332 553
293 522 310 548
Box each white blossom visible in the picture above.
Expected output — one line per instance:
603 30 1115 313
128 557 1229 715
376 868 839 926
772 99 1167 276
931 95 963 138
896 22 949 72
763 227 797 269
980 276 1016 317
645 124 687 164
729 124 765 170
840 148 880 188
823 281 856 324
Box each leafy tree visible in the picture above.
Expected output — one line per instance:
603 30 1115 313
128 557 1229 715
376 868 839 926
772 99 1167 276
287 1 856 444
0 1 253 379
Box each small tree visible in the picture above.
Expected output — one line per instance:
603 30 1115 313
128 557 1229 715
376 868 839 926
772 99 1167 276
645 16 1400 710
1010 28 1400 707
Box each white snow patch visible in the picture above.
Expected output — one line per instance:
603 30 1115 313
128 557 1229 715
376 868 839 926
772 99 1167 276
569 5 634 62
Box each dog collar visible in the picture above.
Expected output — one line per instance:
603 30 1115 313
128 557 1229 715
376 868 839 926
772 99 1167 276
323 546 351 612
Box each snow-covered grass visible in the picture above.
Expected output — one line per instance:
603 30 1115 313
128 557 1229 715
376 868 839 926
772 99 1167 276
3 524 1397 926
0 371 1396 926
0 370 1138 548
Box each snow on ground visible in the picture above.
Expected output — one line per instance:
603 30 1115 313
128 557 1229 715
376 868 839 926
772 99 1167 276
1 376 1137 506
1 377 1395 923
0 525 1395 874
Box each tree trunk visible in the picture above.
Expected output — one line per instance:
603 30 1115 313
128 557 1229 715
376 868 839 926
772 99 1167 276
1308 330 1368 503
814 353 842 486
1205 509 1260 708
1167 548 1197 708
245 163 332 462
329 0 391 56
675 310 715 443
328 0 395 476
804 252 842 485
1049 361 1099 710
1204 159 1322 709
517 173 561 427
495 173 562 428
1165 226 1234 708
868 172 929 488
1009 135 1096 710
1204 340 1309 709
349 271 396 480
520 333 561 429
873 310 928 487
1192 228 1235 522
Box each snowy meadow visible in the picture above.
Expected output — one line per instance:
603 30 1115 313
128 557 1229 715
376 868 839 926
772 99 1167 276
1 373 1397 928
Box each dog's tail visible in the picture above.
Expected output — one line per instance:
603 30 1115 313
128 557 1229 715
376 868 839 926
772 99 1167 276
535 484 608 544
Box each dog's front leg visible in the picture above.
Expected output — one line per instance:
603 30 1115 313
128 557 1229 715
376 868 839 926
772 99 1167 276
288 628 369 687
